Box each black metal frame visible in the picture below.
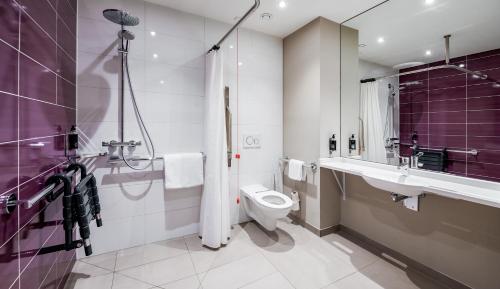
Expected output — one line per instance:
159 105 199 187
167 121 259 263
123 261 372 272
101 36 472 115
0 163 103 263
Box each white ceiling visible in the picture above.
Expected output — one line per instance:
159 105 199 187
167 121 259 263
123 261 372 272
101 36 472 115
344 0 500 67
145 0 384 38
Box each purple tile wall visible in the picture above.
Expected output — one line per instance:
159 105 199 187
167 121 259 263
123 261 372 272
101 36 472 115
400 48 500 182
0 1 77 289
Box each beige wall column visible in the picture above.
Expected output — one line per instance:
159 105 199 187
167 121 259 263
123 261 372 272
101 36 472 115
283 17 342 232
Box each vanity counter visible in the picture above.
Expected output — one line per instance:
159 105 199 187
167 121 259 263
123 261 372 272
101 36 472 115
320 157 500 209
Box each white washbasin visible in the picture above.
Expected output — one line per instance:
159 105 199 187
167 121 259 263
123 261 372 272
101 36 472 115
320 157 500 209
361 171 426 197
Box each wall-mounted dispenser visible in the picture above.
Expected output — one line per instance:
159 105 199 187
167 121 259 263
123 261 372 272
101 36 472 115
349 134 356 154
68 125 79 150
329 134 337 157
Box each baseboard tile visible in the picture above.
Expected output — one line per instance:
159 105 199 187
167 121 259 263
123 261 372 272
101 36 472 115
287 214 340 237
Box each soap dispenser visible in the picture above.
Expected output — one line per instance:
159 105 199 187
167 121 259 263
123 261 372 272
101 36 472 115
329 134 337 157
349 134 356 154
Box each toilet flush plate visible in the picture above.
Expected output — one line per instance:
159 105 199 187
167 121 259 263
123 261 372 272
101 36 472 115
243 134 261 149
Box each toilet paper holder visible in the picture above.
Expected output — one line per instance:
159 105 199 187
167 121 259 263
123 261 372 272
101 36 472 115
0 193 17 215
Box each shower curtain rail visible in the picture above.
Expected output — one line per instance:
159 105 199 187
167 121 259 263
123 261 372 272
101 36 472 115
207 0 260 53
360 64 499 85
360 35 500 85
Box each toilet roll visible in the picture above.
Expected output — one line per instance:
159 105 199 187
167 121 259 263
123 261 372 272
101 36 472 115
290 191 300 211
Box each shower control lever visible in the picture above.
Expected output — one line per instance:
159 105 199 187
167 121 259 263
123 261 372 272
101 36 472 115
102 140 142 147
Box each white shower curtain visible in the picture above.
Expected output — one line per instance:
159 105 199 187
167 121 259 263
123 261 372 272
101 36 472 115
360 81 387 163
199 51 231 249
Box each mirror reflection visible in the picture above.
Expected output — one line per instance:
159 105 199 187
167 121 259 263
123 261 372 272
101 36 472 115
340 0 500 181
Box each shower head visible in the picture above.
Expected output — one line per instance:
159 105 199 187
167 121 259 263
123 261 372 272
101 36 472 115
118 30 135 40
103 9 140 26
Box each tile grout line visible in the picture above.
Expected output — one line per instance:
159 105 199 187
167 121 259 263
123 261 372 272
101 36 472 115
0 36 77 87
183 238 204 289
465 55 469 177
18 223 60 276
36 252 59 289
235 271 281 289
250 230 297 289
15 0 77 62
16 2 21 287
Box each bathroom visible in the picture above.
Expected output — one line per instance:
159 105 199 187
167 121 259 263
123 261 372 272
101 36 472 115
1 0 500 288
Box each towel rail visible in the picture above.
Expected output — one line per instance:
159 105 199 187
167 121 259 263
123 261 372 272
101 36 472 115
127 153 207 161
280 157 318 173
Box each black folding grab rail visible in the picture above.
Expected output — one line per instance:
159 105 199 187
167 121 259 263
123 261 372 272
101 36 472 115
67 163 102 255
60 162 103 256
0 162 103 262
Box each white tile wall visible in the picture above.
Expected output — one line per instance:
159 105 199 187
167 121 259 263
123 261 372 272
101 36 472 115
76 1 283 257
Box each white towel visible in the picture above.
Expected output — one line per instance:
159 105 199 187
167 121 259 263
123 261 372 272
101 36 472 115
288 159 304 181
164 153 204 189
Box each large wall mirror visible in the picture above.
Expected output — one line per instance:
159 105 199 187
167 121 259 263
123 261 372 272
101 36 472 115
340 0 500 181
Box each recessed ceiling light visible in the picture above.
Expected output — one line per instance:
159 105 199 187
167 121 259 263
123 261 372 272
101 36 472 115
238 62 243 67
160 80 165 84
425 50 432 56
278 0 287 9
150 31 156 37
260 13 273 21
377 37 385 44
458 64 465 68
229 45 234 49
425 0 435 5
153 53 158 59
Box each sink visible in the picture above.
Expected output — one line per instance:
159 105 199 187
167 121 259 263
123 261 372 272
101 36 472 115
361 171 426 197
320 157 500 209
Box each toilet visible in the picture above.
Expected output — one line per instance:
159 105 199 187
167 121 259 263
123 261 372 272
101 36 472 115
240 185 293 231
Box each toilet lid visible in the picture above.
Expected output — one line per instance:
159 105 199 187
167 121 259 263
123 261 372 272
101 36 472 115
255 191 293 209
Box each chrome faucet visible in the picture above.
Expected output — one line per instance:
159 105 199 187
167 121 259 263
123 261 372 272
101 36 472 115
411 152 424 169
397 156 410 176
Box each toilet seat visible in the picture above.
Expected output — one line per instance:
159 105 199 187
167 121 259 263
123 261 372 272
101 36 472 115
240 184 294 231
255 191 293 209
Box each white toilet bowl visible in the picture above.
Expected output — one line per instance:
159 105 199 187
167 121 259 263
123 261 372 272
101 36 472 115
240 185 293 231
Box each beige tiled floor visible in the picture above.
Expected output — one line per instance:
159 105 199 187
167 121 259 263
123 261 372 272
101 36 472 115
65 219 447 289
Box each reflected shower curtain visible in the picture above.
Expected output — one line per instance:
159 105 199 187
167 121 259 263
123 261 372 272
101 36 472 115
199 51 231 249
360 81 387 163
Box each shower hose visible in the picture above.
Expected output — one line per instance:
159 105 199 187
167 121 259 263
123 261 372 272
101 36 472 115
120 43 156 170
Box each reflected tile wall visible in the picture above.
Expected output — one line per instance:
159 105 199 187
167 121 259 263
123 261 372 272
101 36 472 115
0 1 77 289
400 48 500 181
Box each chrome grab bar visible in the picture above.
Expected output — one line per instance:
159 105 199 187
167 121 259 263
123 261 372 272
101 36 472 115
280 157 318 173
21 169 78 209
446 149 478 156
400 144 479 156
107 153 207 163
